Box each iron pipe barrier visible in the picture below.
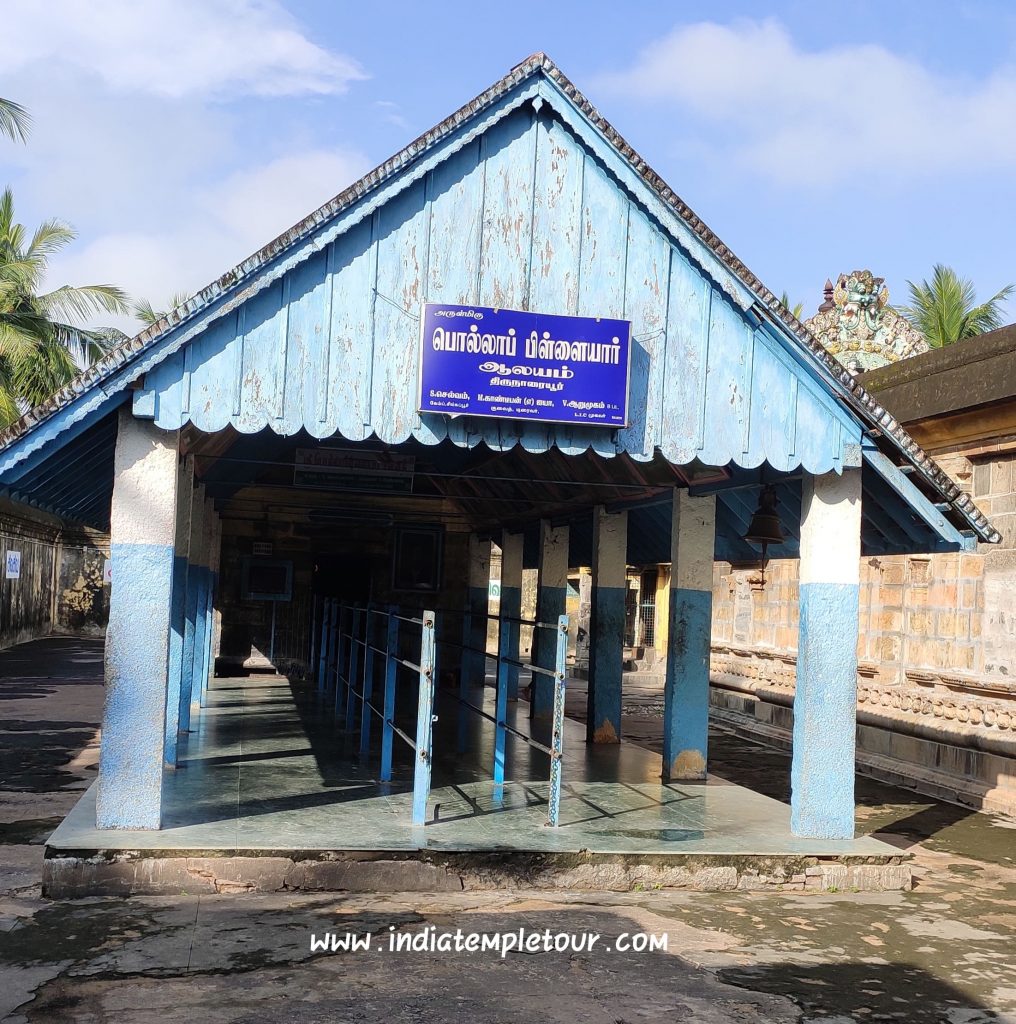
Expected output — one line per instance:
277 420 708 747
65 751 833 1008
436 608 569 827
313 596 569 828
316 598 435 826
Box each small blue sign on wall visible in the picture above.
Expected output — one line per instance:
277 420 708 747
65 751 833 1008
418 303 631 427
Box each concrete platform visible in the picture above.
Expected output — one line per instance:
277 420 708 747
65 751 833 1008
44 675 911 895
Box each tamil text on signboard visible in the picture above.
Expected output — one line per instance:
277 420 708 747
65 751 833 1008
293 448 415 494
418 304 631 426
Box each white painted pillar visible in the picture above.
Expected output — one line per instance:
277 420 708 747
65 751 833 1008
532 520 569 717
792 469 862 838
96 409 179 829
662 490 716 780
500 531 524 700
587 507 627 743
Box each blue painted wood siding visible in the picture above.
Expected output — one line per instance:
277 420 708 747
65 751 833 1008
138 101 860 474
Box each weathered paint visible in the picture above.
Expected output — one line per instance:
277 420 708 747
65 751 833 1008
132 98 865 476
663 490 716 780
791 469 862 839
164 458 193 766
500 531 523 700
96 410 178 829
587 506 627 744
164 559 188 762
0 58 995 558
532 520 568 717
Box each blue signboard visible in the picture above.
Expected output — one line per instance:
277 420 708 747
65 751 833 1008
418 303 631 427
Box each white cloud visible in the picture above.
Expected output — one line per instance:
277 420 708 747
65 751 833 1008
200 150 370 244
48 148 371 333
599 19 1016 186
0 1 371 334
2 0 365 99
374 101 410 130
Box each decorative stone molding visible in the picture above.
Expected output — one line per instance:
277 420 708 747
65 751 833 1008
711 642 1016 745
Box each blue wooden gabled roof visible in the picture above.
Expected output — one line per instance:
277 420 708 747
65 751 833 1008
0 54 998 550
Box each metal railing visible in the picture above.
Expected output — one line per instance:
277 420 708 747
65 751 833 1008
314 598 570 828
437 608 570 827
317 599 436 826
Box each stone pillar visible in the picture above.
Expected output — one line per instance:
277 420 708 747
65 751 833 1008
195 501 218 707
96 409 179 829
663 490 716 780
532 520 569 718
587 507 627 743
576 568 592 670
210 515 224 664
463 534 491 686
179 484 206 729
500 531 524 700
792 469 862 839
164 456 193 766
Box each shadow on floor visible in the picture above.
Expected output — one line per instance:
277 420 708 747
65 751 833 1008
718 958 1001 1023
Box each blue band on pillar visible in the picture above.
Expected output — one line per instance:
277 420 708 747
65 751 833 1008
164 554 189 764
96 542 175 829
791 581 859 838
532 584 566 717
663 586 712 779
587 584 624 743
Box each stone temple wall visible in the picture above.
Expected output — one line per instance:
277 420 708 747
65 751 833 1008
0 497 110 651
707 446 1016 817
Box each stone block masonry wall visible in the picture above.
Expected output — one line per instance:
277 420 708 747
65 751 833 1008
707 445 1016 817
0 497 109 651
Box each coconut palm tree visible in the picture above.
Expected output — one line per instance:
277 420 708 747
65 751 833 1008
898 265 1014 348
133 293 191 327
0 187 128 425
0 97 30 143
779 291 804 320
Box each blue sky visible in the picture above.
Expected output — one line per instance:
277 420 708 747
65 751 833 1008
2 1 1015 332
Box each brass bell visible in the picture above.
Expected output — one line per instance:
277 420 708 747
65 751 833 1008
744 485 785 590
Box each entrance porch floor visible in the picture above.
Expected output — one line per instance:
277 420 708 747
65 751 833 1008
48 674 896 860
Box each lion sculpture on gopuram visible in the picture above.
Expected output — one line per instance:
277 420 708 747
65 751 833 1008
804 270 929 373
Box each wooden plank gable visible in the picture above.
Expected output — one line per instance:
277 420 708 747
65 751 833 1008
138 92 861 475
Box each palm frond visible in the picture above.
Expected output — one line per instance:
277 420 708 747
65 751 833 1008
899 265 1014 347
134 291 192 327
0 97 31 144
0 319 41 363
0 382 23 429
27 218 77 260
0 186 130 410
778 291 805 321
37 283 131 322
133 297 163 326
50 322 126 366
11 330 84 404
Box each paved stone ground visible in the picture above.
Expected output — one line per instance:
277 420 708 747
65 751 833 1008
1 637 1014 1023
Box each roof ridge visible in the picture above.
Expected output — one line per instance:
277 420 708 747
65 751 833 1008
0 53 999 545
